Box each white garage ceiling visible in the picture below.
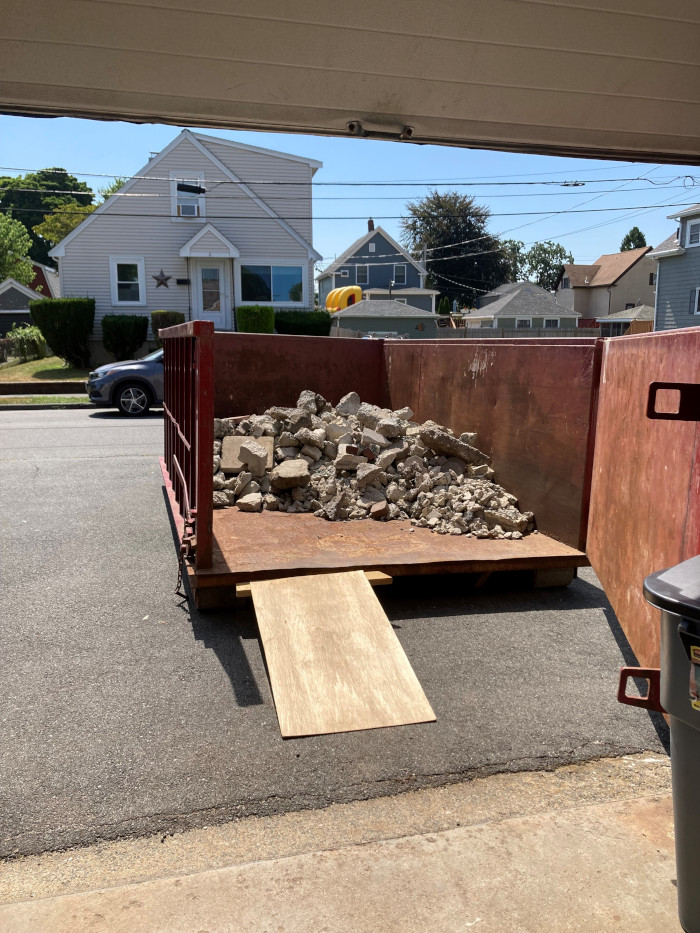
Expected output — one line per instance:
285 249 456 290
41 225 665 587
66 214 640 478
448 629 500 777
2 0 700 163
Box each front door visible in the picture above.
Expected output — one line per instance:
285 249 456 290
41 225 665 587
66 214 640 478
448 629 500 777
192 260 230 329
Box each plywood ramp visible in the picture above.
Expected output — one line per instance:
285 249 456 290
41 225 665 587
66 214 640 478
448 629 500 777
250 571 436 738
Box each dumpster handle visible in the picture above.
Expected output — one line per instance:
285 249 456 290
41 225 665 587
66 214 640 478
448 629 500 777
617 667 665 713
647 382 700 421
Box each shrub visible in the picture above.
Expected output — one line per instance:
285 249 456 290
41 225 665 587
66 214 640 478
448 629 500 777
102 314 149 361
274 309 331 336
30 297 95 368
437 296 451 316
236 305 275 334
151 310 186 347
7 322 48 361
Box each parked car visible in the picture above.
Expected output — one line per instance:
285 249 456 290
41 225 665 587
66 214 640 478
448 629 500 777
86 349 163 415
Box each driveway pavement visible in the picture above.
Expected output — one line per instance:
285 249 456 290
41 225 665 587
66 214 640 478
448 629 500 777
0 409 668 858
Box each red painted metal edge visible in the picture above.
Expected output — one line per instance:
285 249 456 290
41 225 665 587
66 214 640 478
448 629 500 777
194 322 214 570
579 338 604 552
159 455 185 545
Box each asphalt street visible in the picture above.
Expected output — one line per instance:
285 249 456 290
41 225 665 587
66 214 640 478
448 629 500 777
0 409 668 858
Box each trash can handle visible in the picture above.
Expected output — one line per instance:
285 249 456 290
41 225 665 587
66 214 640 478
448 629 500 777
647 382 700 421
617 667 665 713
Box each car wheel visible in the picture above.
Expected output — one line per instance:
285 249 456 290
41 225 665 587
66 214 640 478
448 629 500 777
116 383 151 416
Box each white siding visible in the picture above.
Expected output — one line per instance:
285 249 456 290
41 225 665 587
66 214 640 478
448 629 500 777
57 134 316 336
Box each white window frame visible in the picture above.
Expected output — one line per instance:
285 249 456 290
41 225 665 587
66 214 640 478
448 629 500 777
685 220 700 248
338 270 349 279
356 265 369 285
395 297 407 304
170 171 206 222
393 264 407 285
236 260 307 307
109 256 146 306
368 242 376 253
544 318 560 329
693 287 700 315
516 318 532 329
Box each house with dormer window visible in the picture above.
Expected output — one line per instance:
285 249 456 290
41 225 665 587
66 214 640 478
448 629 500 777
49 129 322 361
316 220 439 312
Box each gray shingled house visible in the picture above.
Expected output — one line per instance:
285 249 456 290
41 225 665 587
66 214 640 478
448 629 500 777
649 204 700 330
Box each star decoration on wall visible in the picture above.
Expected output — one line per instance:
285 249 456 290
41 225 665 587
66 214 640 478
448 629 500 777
153 269 171 288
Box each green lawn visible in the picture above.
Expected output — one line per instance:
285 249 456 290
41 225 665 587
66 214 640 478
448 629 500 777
0 396 89 406
0 356 89 383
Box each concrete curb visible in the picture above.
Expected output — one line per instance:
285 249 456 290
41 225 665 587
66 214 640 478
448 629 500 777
0 403 94 411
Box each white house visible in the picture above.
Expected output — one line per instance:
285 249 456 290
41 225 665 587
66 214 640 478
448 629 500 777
50 130 322 359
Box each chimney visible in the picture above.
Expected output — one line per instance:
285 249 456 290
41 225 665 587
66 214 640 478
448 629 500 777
368 218 375 232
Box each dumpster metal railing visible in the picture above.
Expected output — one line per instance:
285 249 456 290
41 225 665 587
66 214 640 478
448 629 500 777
161 320 214 570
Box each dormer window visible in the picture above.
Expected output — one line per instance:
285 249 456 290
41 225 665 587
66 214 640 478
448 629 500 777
170 172 205 221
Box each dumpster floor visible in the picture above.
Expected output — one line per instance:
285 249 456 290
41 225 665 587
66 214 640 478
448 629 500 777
189 507 588 606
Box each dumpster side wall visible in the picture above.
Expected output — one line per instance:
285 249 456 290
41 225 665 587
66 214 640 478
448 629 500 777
587 327 700 669
383 339 600 549
212 333 390 418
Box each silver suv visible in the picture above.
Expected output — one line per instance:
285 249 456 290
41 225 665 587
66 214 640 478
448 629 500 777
86 349 164 416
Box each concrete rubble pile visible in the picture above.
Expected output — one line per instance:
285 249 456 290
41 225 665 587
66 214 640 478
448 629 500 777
212 390 535 538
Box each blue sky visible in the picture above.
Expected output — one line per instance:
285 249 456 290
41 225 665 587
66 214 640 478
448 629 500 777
2 115 698 270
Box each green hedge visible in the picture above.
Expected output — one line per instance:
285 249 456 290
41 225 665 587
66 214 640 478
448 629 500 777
102 315 149 361
30 297 95 368
7 322 48 361
274 309 331 336
237 305 275 334
151 310 186 347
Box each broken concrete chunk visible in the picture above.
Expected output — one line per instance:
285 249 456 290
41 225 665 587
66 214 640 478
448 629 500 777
295 427 326 449
270 459 311 489
483 508 529 532
392 406 414 421
356 463 383 487
335 452 367 471
296 389 319 413
324 421 350 443
277 432 300 447
263 493 280 511
375 418 404 439
361 427 392 449
213 490 229 508
356 402 391 429
335 391 361 416
237 492 263 512
419 422 489 466
239 438 269 476
221 436 274 474
301 444 322 462
213 418 236 438
374 448 398 471
212 455 221 475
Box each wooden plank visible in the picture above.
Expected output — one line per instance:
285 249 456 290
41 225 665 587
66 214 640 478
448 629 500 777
236 570 391 599
250 570 436 738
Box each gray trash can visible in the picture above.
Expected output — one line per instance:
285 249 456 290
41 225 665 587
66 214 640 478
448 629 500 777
644 554 700 933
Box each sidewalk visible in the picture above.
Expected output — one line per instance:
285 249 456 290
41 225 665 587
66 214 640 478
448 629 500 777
0 755 679 933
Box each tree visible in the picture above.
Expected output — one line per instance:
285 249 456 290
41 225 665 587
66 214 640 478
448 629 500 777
32 201 96 246
524 240 574 291
437 296 451 315
0 214 34 285
0 168 94 264
502 239 527 282
400 190 509 306
620 226 647 251
98 177 128 201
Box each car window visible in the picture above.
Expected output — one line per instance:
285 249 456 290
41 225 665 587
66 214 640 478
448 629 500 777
140 350 164 362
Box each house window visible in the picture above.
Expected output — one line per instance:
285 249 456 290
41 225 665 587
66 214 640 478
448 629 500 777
625 303 635 310
693 287 700 315
480 320 494 328
561 277 570 289
686 221 700 247
516 319 532 329
240 265 304 303
544 318 559 328
393 264 407 285
170 173 205 220
109 256 145 305
649 272 656 286
339 270 349 278
368 243 376 253
356 265 369 285
395 298 407 304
